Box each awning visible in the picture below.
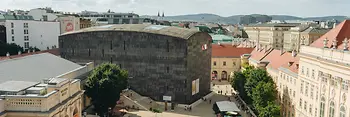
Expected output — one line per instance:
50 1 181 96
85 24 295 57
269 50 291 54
215 101 240 112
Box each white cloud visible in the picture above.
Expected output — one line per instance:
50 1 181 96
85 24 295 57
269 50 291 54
0 0 349 17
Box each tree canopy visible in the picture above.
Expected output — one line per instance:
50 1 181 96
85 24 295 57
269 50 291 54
231 65 280 117
0 42 24 56
85 63 128 115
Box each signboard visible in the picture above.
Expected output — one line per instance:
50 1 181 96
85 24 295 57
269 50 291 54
196 79 199 93
163 96 172 101
65 22 74 32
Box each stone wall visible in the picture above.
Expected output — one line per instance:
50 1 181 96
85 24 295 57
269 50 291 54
59 31 211 104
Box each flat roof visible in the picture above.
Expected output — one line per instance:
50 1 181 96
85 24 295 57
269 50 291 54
0 53 82 83
61 24 200 39
216 101 240 112
0 81 39 92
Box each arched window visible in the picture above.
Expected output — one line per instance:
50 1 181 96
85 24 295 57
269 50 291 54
340 106 346 117
329 101 335 117
320 97 325 117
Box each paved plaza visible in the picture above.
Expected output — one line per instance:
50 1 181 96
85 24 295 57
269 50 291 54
124 80 249 117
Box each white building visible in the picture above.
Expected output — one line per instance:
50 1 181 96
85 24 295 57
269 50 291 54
2 20 60 50
28 7 59 21
79 10 143 26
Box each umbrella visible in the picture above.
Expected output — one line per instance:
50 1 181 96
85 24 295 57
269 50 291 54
119 109 128 113
226 111 238 115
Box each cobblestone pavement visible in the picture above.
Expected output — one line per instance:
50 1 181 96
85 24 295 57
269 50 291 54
125 80 249 117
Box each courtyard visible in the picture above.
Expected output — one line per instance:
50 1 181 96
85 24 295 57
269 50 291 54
124 80 250 117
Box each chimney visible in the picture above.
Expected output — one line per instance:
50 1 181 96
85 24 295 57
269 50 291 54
280 47 284 55
18 51 21 55
6 52 9 57
343 38 349 51
292 50 296 57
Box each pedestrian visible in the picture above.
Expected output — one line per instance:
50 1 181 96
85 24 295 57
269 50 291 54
209 99 212 104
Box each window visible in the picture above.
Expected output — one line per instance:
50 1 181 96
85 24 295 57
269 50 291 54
311 85 314 99
110 41 113 50
340 106 346 117
166 67 169 73
12 36 14 41
302 66 305 74
213 61 217 66
23 23 28 28
24 42 29 48
301 81 304 94
123 40 126 50
316 90 319 100
43 15 48 21
342 80 348 91
166 40 169 52
11 22 14 28
24 29 28 34
315 108 318 117
88 49 91 56
24 36 29 41
304 101 307 110
102 49 104 57
233 62 236 67
329 101 335 117
294 79 296 85
11 29 14 34
306 68 309 77
320 97 325 117
305 83 309 96
309 104 312 115
293 91 295 97
299 98 302 107
312 69 315 78
223 61 226 66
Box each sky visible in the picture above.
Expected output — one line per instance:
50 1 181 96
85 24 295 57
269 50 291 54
1 0 350 17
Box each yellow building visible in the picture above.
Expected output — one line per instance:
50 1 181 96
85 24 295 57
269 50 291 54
283 25 329 52
244 23 299 50
211 44 253 81
0 78 83 117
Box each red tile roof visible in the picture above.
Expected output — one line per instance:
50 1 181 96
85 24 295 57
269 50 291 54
310 20 350 49
212 44 254 57
280 55 299 74
262 50 298 71
0 49 60 61
249 47 273 61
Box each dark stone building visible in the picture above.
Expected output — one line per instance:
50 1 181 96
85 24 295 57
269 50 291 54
59 24 212 104
0 25 6 43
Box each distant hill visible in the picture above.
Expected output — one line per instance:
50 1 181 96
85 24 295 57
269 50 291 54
141 14 349 24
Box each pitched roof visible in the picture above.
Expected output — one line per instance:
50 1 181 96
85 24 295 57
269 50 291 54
212 44 254 57
246 23 300 27
249 47 273 62
310 20 350 49
0 81 39 92
0 53 82 83
280 55 299 74
262 50 298 70
0 49 59 61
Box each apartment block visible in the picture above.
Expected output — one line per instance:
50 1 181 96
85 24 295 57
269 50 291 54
244 23 299 50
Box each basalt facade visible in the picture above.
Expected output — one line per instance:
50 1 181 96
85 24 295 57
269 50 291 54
59 24 212 104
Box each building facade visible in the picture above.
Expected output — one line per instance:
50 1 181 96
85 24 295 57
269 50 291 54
244 23 299 50
247 20 350 117
0 78 84 117
211 44 253 81
0 25 5 43
79 18 91 29
59 24 212 104
56 16 81 34
283 25 329 52
2 20 60 50
79 11 143 26
28 7 59 21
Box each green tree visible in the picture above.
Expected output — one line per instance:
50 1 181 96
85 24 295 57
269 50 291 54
231 71 248 99
245 68 273 97
257 101 281 117
251 82 277 109
85 63 128 116
0 42 24 56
